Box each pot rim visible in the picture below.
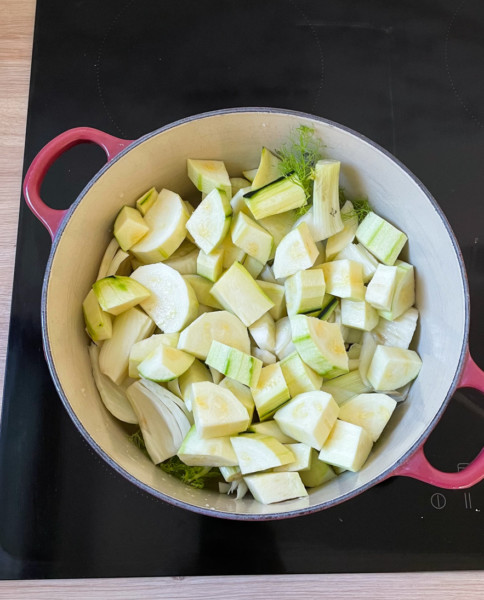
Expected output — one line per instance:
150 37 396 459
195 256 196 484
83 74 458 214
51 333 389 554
40 107 471 520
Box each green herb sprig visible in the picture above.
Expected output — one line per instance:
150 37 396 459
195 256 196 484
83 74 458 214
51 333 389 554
339 187 372 223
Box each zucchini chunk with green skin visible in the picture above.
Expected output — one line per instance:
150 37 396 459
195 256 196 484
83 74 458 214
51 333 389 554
243 175 307 220
285 268 326 315
365 264 398 311
244 471 308 504
251 146 282 189
230 177 251 195
99 307 155 384
249 312 276 353
335 242 379 283
242 167 258 182
367 345 422 390
251 362 291 422
177 311 250 360
135 187 158 215
339 393 397 442
183 274 223 310
312 159 344 242
89 344 138 424
280 351 323 397
186 188 232 254
272 222 319 280
378 260 415 321
321 259 365 301
290 314 349 378
219 234 247 268
356 212 407 266
191 381 250 439
325 201 358 260
321 368 372 406
131 189 189 264
358 331 378 387
114 206 149 251
179 359 212 410
187 158 232 199
211 262 274 327
138 344 195 382
178 425 239 467
256 280 286 320
126 380 190 465
83 289 113 342
197 248 224 282
242 255 265 279
219 377 255 421
231 211 274 264
373 307 418 349
249 420 296 443
131 263 199 333
340 299 379 331
206 340 263 388
230 434 295 474
129 332 179 378
318 420 373 472
163 240 199 275
274 443 312 472
93 276 151 316
274 391 340 451
299 451 337 487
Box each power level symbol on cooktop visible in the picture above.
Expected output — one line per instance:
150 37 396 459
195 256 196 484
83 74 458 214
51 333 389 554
430 493 447 510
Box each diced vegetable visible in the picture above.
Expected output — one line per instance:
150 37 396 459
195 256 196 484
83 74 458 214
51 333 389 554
248 313 276 353
251 146 282 189
299 452 337 487
312 159 343 242
211 262 274 327
244 472 308 504
220 465 242 482
179 359 212 409
138 344 195 382
230 177 251 194
242 255 265 279
257 280 286 320
99 307 155 384
373 307 418 349
274 443 312 472
378 261 415 321
219 378 255 421
340 299 379 331
177 311 250 360
178 425 238 467
242 168 258 182
83 289 113 342
231 211 273 264
197 248 224 282
272 223 319 279
279 351 322 396
186 188 232 254
131 263 199 333
135 187 158 215
251 362 291 421
367 345 422 390
230 434 295 474
258 211 298 259
131 189 189 263
338 393 397 442
365 264 398 311
244 175 307 220
335 242 379 283
93 276 150 316
321 369 372 405
358 331 378 387
274 391 340 450
290 314 348 377
183 274 223 310
248 420 296 443
128 333 179 378
356 212 407 266
114 205 149 251
191 381 250 439
163 240 199 274
318 420 373 472
206 340 263 388
285 268 326 315
325 201 358 260
187 158 231 198
219 234 247 268
105 249 131 277
321 259 365 301
274 316 297 360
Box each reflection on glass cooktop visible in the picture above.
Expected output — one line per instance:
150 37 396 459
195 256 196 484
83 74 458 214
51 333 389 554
0 0 482 579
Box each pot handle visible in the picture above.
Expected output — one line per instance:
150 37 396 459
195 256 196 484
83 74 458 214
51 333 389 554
23 127 132 240
394 350 484 489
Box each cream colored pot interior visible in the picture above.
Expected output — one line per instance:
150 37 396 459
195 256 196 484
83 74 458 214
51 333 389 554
45 110 467 517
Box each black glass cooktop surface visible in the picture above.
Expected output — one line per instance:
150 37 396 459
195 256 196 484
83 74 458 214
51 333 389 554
1 0 483 579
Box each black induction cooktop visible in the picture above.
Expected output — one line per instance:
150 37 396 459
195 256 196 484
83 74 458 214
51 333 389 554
1 0 483 579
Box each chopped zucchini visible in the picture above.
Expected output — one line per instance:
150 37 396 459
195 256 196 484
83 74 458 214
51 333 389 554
206 340 263 388
244 471 308 504
274 316 297 360
273 222 319 279
138 344 195 382
274 443 312 472
340 299 379 331
356 212 407 266
242 168 258 182
163 240 199 275
321 259 365 301
365 264 398 311
318 420 373 472
135 187 158 215
183 274 223 310
256 280 286 320
258 210 298 259
197 248 224 282
83 289 113 342
325 200 358 260
187 158 231 198
339 393 397 442
178 425 238 467
230 177 251 194
219 234 247 268
230 434 295 474
251 362 291 421
335 242 379 283
178 359 212 408
299 452 337 487
285 268 326 315
312 159 344 241
279 351 322 396
186 188 232 254
251 147 282 189
321 369 372 405
93 276 150 316
378 261 415 321
242 255 265 279
243 175 307 220
367 345 422 390
231 211 273 264
358 331 378 387
114 206 149 251
248 312 276 353
219 378 255 421
373 307 418 349
128 332 179 378
249 420 296 443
